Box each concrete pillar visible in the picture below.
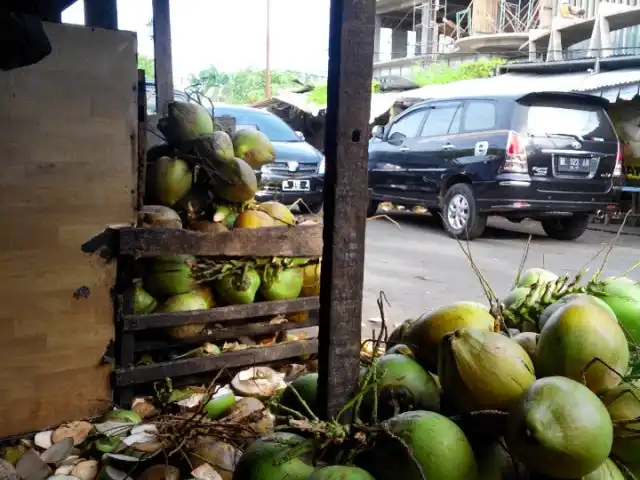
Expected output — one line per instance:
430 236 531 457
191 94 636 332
391 28 409 59
419 4 431 55
84 0 118 29
471 0 499 35
374 15 382 62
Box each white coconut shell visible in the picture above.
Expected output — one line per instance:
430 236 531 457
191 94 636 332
191 464 222 480
54 465 74 475
58 456 81 467
34 431 54 450
40 438 73 464
15 449 51 480
71 460 99 480
51 422 92 446
92 422 134 437
130 424 158 436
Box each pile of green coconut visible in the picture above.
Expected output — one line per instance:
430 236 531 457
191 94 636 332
224 265 640 480
133 101 321 344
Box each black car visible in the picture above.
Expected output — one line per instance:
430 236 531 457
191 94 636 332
212 104 325 213
367 91 624 241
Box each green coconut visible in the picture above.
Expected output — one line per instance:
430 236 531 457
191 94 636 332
104 409 141 424
601 380 640 471
180 131 235 164
157 101 214 145
307 466 376 480
145 258 198 296
582 459 625 480
361 353 440 421
535 295 629 393
205 392 237 420
277 373 318 418
384 343 414 358
386 318 415 349
356 410 478 480
232 130 276 169
153 156 193 207
260 267 304 301
232 432 314 480
157 291 211 338
515 268 559 288
215 157 258 203
512 332 538 363
402 302 496 372
95 436 121 453
538 293 616 332
503 287 534 311
506 376 613 479
256 201 295 226
214 268 261 305
593 277 640 343
134 282 157 314
438 329 535 412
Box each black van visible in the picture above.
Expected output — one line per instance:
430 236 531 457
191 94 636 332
367 92 623 241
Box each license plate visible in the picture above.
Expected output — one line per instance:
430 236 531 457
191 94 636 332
282 179 310 192
557 156 591 173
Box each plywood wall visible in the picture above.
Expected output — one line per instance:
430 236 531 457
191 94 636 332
0 23 138 437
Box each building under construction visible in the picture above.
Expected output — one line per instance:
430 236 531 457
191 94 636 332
373 0 640 78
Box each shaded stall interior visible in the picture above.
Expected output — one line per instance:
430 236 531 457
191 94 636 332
0 0 375 438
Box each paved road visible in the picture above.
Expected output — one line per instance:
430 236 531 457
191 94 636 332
361 213 640 336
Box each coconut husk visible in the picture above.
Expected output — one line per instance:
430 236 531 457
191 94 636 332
51 421 92 446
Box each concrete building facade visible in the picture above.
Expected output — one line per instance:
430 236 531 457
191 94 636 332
373 0 640 79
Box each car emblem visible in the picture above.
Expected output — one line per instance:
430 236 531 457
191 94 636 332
571 141 582 150
287 161 299 172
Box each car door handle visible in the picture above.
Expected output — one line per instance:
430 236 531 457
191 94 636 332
442 143 455 150
400 147 410 152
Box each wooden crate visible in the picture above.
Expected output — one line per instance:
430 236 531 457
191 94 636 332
112 224 323 405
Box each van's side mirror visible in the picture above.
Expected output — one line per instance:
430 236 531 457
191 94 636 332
372 125 384 139
295 131 305 141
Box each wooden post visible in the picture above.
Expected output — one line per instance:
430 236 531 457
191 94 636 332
152 0 174 117
317 0 376 420
83 0 118 30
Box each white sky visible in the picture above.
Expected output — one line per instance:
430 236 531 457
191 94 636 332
62 0 378 86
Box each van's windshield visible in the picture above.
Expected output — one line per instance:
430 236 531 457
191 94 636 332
514 98 617 142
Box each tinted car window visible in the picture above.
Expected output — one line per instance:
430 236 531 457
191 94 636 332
463 101 496 132
213 107 300 142
420 106 459 137
515 98 617 141
387 110 426 139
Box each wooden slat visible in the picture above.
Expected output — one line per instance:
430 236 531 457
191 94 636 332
134 315 319 352
124 297 320 331
317 0 375 420
117 225 324 257
115 339 318 386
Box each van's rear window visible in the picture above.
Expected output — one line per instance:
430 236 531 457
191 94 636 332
514 97 617 141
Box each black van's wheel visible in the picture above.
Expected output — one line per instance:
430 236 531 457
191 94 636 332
441 183 487 240
366 200 380 218
541 214 590 241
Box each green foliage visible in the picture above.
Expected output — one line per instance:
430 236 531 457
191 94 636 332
138 55 155 80
411 58 507 86
307 80 380 106
187 67 303 104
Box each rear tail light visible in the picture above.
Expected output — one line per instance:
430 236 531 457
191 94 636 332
501 131 528 174
613 142 624 178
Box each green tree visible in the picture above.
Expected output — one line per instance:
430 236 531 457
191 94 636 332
187 67 303 104
138 55 155 80
411 58 506 86
307 80 380 106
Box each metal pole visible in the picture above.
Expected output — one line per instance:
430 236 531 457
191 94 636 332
265 0 272 99
152 0 174 116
